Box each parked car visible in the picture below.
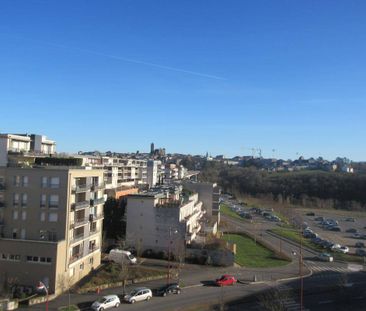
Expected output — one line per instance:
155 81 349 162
91 295 120 311
355 242 365 248
306 212 315 216
356 249 366 256
317 253 333 262
315 216 324 221
155 283 181 297
345 217 355 222
215 275 237 286
335 246 349 254
108 249 137 264
124 287 152 304
330 226 341 232
346 228 358 233
353 233 362 239
331 243 341 250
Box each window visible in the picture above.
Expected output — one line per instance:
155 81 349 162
0 254 20 262
40 194 47 208
89 257 94 264
21 211 27 220
13 210 18 220
22 176 28 187
21 193 27 207
80 263 84 270
12 229 17 239
41 176 48 188
40 212 46 222
13 193 19 206
70 267 75 277
26 256 52 264
49 195 59 208
50 177 60 188
13 176 20 187
40 230 47 240
20 228 26 239
48 212 58 222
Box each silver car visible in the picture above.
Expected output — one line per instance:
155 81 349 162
91 295 120 311
124 287 152 304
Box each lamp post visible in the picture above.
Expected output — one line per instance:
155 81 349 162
167 226 178 285
37 281 49 311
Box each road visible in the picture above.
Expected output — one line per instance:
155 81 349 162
18 211 366 311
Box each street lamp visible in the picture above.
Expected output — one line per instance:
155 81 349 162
167 226 178 285
36 281 49 311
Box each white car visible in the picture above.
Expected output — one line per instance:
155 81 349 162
331 244 341 250
337 246 349 254
124 287 152 304
91 295 120 311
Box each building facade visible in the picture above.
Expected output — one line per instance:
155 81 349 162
0 166 105 295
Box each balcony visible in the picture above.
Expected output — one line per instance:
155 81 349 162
70 217 90 229
88 245 99 254
72 200 90 210
90 182 105 191
72 184 90 193
89 213 104 222
69 253 83 264
90 197 105 206
70 233 85 244
89 229 100 237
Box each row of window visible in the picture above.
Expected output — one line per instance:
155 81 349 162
12 193 59 208
0 253 52 264
13 176 60 188
26 256 52 264
12 211 59 222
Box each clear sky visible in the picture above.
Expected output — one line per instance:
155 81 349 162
1 0 365 160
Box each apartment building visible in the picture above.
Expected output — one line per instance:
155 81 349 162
0 165 105 295
0 133 56 167
182 181 221 221
125 185 204 256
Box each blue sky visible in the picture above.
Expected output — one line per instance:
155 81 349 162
1 0 365 160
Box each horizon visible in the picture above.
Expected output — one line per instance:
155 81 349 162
1 1 365 161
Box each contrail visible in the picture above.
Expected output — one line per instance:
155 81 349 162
53 43 226 80
5 34 226 80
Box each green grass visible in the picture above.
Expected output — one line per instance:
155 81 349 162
270 228 364 263
220 203 243 220
222 234 290 268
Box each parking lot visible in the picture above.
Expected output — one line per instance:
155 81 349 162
301 209 366 256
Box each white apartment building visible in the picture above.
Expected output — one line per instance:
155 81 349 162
0 133 56 167
125 186 204 256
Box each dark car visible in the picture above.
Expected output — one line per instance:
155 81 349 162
155 283 181 297
306 212 315 216
330 226 341 232
355 242 365 248
346 228 358 233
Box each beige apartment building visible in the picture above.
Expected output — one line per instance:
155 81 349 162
0 166 105 295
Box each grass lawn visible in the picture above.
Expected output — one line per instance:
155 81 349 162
220 203 243 221
270 228 364 263
78 263 165 290
222 234 290 268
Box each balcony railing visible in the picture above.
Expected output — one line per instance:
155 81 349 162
69 253 83 264
72 200 90 210
71 184 90 193
70 217 90 229
90 182 105 191
88 245 99 254
71 233 85 244
89 213 104 222
89 229 100 236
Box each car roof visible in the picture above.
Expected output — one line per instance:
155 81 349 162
103 295 118 299
133 287 150 291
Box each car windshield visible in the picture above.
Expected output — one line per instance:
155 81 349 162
97 298 107 303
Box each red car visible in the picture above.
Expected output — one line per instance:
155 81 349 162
215 275 237 286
